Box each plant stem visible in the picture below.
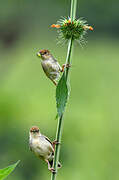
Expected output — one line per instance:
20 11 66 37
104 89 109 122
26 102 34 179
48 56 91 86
51 115 63 180
70 0 77 21
51 1 77 180
65 0 77 80
65 38 73 80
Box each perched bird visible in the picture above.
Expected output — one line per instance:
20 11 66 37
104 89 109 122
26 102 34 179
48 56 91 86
37 49 69 85
29 126 61 173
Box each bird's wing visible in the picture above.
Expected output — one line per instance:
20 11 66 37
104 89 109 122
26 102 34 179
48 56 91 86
53 58 62 72
46 56 62 72
41 62 49 76
43 135 53 145
42 135 54 152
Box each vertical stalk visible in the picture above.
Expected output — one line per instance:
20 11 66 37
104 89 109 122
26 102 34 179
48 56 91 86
65 38 73 80
65 0 77 79
51 115 63 179
51 1 77 180
70 0 77 21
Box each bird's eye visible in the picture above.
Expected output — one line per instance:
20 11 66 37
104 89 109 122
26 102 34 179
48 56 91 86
44 52 47 55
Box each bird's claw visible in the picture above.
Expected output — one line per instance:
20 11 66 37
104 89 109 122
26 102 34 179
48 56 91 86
53 140 60 145
61 64 71 72
49 167 57 174
66 63 71 68
52 140 60 150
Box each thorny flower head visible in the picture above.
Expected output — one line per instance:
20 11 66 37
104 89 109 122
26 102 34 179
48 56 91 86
51 17 93 44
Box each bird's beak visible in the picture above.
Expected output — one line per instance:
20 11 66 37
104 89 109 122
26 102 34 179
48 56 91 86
37 52 41 58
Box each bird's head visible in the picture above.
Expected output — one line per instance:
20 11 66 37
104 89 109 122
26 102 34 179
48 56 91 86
37 49 51 60
30 126 40 138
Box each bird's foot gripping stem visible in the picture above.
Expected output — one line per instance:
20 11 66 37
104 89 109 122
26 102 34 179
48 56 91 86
53 140 60 145
61 63 71 72
49 167 57 174
45 159 57 174
52 140 60 150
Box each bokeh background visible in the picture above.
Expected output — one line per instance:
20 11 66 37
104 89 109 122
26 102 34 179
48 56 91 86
0 0 119 180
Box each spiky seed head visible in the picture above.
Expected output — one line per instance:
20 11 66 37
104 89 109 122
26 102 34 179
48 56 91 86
51 17 93 45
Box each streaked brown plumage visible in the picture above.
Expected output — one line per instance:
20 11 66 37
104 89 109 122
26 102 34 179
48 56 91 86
37 49 66 85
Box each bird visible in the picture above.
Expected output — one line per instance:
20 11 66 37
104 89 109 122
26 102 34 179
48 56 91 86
37 49 69 85
29 126 61 173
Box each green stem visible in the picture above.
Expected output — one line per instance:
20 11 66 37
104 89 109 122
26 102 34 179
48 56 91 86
66 0 77 80
70 0 77 21
65 38 73 80
51 115 63 180
51 1 77 180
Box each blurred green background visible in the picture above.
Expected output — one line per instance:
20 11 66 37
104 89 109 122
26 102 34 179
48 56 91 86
0 0 119 180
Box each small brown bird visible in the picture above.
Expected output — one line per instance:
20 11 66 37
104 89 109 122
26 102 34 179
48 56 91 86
37 49 69 85
29 126 61 173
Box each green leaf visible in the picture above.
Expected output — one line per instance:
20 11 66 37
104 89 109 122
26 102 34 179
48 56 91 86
56 73 69 117
0 160 20 180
